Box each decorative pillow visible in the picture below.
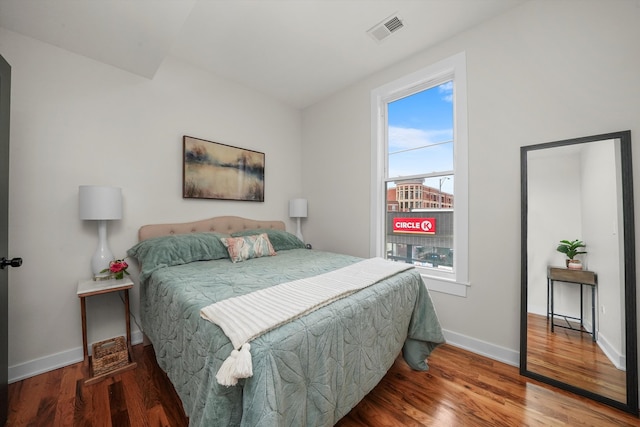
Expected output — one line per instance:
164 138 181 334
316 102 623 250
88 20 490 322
231 228 305 251
220 233 277 263
127 232 230 281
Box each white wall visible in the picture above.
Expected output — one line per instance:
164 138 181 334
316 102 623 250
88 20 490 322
0 28 303 380
527 151 583 317
301 0 640 363
3 0 640 385
581 140 624 357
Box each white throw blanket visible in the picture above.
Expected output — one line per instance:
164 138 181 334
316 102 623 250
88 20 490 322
200 257 414 386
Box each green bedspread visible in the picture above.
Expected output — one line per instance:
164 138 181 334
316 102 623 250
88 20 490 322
139 249 444 426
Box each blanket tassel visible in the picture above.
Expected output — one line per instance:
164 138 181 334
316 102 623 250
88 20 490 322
235 343 253 377
216 343 253 386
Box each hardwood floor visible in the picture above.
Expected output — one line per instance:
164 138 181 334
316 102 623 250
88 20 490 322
7 345 188 427
526 312 626 403
7 343 639 426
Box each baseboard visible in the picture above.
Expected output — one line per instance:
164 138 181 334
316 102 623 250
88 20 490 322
565 320 626 370
9 328 519 383
442 328 520 367
8 329 145 383
597 331 626 371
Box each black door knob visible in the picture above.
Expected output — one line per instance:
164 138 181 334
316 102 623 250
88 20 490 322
0 257 22 269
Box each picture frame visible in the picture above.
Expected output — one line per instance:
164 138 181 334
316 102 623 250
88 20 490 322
183 136 265 201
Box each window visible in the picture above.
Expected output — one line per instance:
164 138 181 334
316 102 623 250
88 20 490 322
370 52 469 297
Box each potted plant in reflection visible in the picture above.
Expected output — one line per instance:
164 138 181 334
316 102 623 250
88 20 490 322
556 239 587 270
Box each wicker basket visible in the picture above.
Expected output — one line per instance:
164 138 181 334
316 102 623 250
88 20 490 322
92 336 129 375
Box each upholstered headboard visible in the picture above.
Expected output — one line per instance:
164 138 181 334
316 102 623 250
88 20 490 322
138 216 286 241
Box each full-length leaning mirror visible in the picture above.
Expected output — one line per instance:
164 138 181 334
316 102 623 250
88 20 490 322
520 130 639 414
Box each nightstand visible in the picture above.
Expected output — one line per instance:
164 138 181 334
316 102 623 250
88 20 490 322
77 277 137 384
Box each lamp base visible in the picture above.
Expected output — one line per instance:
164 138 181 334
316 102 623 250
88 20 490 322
296 217 304 242
91 219 115 277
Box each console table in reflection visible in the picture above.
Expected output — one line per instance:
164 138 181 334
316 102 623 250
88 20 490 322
547 266 598 342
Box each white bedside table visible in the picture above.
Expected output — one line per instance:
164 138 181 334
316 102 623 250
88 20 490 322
77 277 137 384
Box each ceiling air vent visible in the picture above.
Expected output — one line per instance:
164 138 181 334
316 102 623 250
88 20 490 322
367 14 404 43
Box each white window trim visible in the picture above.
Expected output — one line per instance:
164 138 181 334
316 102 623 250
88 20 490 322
370 52 469 297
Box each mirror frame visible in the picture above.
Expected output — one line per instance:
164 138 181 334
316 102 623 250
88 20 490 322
520 130 639 415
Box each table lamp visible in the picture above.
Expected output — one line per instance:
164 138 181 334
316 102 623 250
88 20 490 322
79 185 122 279
289 198 307 242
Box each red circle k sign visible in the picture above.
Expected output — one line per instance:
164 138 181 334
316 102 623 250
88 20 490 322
392 218 436 234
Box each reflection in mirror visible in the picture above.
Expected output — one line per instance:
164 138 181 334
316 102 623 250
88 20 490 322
520 131 638 415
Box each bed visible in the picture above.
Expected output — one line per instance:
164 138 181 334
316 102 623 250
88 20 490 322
127 216 445 426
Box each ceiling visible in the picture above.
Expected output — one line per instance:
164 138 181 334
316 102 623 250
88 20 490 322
0 0 526 108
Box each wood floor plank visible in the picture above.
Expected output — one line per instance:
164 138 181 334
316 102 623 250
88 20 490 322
130 345 162 411
73 376 93 427
91 378 113 427
127 344 188 426
6 379 23 425
147 405 173 427
6 343 639 426
9 372 46 425
120 370 151 427
53 361 83 426
33 367 62 426
109 380 130 427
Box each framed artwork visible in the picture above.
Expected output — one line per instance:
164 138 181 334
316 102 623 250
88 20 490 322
183 136 265 201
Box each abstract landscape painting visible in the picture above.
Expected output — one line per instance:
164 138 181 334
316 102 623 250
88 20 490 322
183 136 265 201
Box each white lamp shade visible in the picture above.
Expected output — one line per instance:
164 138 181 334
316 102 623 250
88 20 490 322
79 185 122 220
289 198 308 218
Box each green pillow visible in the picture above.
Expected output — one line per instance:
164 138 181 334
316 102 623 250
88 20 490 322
231 228 305 251
127 232 229 281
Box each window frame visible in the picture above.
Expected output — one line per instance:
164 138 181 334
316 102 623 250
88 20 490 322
370 52 469 297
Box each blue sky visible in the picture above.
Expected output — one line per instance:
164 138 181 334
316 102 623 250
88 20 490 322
387 81 454 194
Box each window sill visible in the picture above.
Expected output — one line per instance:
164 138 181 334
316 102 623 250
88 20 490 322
421 274 469 297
